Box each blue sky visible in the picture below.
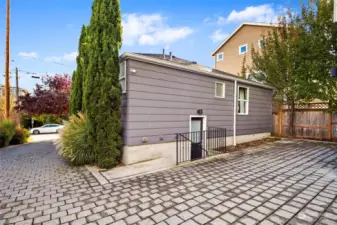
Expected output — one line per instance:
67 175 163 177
0 0 298 92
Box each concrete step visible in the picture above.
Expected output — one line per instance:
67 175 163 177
101 157 174 182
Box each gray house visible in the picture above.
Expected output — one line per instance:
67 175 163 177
119 52 273 166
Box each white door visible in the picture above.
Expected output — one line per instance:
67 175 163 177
190 117 205 160
191 118 202 143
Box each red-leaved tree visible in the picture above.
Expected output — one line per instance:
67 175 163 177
15 74 72 116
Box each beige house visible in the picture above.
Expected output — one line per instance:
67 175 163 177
211 22 277 76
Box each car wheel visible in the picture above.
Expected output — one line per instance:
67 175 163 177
56 129 60 133
33 130 40 135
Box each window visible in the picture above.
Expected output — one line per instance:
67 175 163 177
119 62 126 93
239 44 248 55
216 53 224 62
215 82 225 98
238 86 249 115
258 40 263 49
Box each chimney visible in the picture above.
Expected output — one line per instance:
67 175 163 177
163 49 165 59
169 52 172 60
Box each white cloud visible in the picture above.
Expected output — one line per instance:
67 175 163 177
219 4 278 24
139 27 193 46
18 52 38 59
122 13 193 46
210 29 230 43
44 52 78 62
63 52 78 61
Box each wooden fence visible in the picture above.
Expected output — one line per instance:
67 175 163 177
274 103 337 140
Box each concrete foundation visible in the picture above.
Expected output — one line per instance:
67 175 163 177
122 132 271 166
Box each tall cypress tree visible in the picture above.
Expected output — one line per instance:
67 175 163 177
70 70 78 114
70 25 88 114
83 0 123 168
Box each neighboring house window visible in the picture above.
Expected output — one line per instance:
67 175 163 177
216 53 224 62
258 40 263 48
119 62 126 93
238 86 249 115
215 82 225 98
239 44 248 55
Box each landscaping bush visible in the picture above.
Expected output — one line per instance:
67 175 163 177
10 128 30 145
56 112 96 165
0 120 16 147
0 133 4 148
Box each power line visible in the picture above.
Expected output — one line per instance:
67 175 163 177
20 55 74 69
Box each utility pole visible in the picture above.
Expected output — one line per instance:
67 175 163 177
4 0 11 119
15 68 19 98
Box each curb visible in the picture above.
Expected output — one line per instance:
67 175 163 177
85 165 109 185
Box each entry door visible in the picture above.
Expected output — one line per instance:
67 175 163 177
190 117 203 160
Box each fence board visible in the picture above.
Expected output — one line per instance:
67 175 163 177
277 103 331 140
272 114 279 136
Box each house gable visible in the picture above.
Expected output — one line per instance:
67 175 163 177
212 23 275 75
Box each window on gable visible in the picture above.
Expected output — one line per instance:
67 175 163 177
239 44 248 55
119 62 126 93
215 82 225 98
238 86 249 115
217 53 224 62
258 40 263 49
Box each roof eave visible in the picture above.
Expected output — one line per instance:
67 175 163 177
121 52 274 90
211 22 278 56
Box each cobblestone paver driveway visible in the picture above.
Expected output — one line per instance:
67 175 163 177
1 141 337 225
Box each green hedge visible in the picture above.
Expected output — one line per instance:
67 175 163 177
10 128 30 145
56 113 96 166
0 120 16 147
0 121 30 148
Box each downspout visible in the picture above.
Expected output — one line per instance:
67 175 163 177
233 80 237 146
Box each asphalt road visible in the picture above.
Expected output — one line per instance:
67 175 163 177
29 133 59 143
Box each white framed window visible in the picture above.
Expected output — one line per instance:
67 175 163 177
216 52 224 62
215 82 225 98
119 62 126 93
238 86 249 115
258 40 263 49
239 44 248 55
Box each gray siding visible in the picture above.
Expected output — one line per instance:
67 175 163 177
125 59 234 146
122 59 273 146
236 83 273 135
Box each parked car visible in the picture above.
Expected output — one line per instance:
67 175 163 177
30 124 64 134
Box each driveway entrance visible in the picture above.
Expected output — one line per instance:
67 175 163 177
1 140 337 225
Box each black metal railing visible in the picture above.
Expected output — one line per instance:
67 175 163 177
176 127 227 165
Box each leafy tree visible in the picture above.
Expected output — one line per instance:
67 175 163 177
15 74 72 117
239 55 247 79
70 25 88 114
83 0 123 168
250 0 337 136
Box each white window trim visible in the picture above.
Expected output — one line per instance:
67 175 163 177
216 52 224 62
258 40 263 49
215 82 226 98
189 115 207 133
239 44 248 55
237 86 249 115
119 61 126 94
